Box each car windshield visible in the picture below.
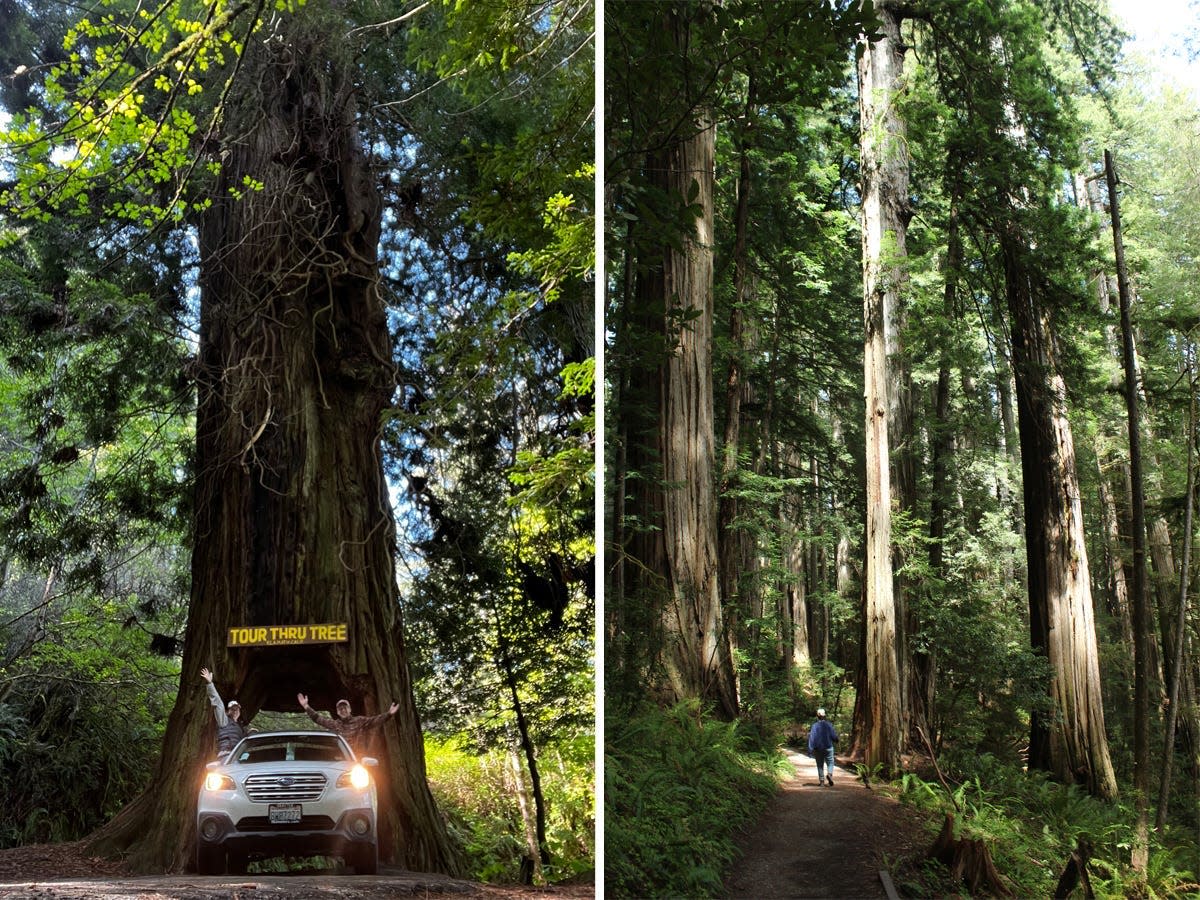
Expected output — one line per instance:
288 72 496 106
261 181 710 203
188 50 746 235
231 735 350 765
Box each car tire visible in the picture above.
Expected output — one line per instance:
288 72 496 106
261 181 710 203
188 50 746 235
195 844 225 876
226 852 248 875
353 843 378 875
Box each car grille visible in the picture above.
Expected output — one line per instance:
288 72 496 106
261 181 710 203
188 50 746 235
243 772 327 802
235 815 336 831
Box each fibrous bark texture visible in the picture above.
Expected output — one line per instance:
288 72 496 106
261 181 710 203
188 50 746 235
655 102 738 718
857 0 907 775
1003 224 1118 800
86 14 460 874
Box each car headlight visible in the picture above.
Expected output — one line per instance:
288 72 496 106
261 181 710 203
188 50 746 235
336 765 370 789
204 772 236 792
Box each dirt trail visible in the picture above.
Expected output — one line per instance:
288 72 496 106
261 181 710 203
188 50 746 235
724 749 928 899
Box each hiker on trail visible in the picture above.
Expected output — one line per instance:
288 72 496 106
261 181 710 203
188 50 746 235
201 667 246 758
296 692 399 756
808 708 838 786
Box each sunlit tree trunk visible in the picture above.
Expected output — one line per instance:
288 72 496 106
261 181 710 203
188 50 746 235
856 0 906 775
1073 170 1140 657
1002 222 1118 800
85 10 459 872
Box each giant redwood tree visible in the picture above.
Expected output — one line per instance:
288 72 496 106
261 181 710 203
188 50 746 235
856 0 906 776
2 0 461 873
610 2 738 718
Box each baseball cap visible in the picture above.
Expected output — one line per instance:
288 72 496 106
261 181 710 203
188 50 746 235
816 708 826 717
227 699 240 709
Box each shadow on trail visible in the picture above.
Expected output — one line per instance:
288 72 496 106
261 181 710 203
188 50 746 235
724 750 925 899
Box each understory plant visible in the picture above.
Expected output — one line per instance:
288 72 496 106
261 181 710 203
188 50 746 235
423 733 593 885
604 700 791 898
894 755 1199 898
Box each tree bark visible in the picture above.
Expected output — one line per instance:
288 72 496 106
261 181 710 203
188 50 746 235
656 102 738 716
719 83 757 696
1156 349 1197 830
625 8 738 719
1002 221 1118 800
1105 148 1149 868
857 0 907 775
921 176 964 743
85 12 460 873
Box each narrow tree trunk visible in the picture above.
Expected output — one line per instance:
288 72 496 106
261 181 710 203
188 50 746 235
921 178 963 742
508 749 542 885
85 11 459 872
1096 463 1136 646
500 627 549 881
720 85 757 698
1156 352 1197 830
1105 149 1149 868
719 78 754 606
857 0 907 775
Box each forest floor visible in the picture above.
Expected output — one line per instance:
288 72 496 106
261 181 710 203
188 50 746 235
0 843 594 899
724 748 933 899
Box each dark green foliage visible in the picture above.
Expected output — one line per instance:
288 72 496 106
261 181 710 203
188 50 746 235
0 618 176 846
604 701 789 899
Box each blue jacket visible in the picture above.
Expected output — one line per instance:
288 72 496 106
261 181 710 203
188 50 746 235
808 718 837 753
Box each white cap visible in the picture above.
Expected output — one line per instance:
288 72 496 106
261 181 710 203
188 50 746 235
816 708 826 717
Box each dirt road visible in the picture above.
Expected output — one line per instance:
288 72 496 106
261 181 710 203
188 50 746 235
724 749 928 899
0 846 592 900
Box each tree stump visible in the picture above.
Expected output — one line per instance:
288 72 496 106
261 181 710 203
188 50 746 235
1053 837 1095 899
927 813 1012 896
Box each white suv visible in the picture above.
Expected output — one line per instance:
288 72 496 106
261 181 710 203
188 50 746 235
195 730 379 875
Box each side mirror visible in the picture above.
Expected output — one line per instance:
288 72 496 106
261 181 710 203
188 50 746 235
361 757 378 767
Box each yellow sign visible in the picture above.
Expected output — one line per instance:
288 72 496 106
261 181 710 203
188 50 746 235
227 623 349 647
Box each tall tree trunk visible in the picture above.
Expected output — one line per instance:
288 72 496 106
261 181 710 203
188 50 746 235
1002 221 1118 800
857 0 907 775
921 176 963 742
1156 353 1196 830
720 84 756 696
657 104 737 716
625 9 737 718
85 12 459 872
1105 149 1149 869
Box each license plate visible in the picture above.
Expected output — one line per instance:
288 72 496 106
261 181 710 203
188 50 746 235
268 803 302 824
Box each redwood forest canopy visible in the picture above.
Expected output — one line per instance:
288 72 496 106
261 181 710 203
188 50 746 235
0 0 593 883
605 0 1199 896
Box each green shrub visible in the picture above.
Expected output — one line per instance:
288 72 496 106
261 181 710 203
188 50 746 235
895 756 1199 898
604 700 790 899
424 733 594 885
0 622 174 848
